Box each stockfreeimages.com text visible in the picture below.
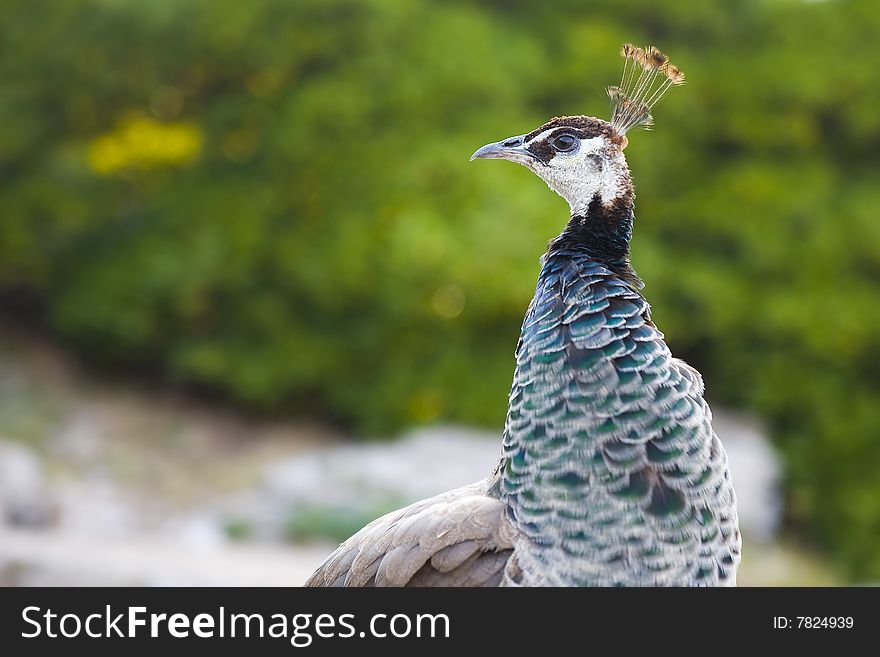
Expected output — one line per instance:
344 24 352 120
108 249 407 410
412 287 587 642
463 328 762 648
21 605 450 647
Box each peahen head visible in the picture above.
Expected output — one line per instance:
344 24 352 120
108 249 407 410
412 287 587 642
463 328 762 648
470 44 684 218
470 116 631 216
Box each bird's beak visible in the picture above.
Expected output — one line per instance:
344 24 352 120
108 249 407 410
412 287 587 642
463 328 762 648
469 134 535 165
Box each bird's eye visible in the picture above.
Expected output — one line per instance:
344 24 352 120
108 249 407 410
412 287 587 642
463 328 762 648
551 134 578 153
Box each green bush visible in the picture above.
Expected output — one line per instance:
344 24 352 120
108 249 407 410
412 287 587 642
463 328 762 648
1 0 879 579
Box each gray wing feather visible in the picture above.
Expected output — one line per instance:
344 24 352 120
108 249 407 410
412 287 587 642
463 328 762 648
304 479 516 587
409 549 509 586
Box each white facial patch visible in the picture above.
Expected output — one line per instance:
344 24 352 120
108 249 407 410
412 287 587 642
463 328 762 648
524 132 630 216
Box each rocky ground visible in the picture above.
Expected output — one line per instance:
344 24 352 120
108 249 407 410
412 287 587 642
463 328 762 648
0 330 841 586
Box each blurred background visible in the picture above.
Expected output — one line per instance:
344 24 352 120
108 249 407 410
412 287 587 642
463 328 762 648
0 0 877 586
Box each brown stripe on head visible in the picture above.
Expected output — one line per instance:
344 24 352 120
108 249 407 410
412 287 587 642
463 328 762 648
524 116 628 160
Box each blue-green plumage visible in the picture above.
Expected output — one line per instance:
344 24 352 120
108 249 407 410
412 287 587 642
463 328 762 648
499 246 739 586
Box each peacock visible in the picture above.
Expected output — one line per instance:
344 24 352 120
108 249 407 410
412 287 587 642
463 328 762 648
305 44 741 587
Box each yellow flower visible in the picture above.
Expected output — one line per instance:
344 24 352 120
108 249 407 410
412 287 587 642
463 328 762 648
88 115 202 174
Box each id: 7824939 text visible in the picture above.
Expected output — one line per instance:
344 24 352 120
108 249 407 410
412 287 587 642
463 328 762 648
772 616 853 629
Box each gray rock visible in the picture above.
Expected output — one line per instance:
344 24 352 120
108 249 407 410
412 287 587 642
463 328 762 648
713 411 782 542
0 440 54 528
263 425 499 505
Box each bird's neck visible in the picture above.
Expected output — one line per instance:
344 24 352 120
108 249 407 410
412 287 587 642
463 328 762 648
547 191 642 289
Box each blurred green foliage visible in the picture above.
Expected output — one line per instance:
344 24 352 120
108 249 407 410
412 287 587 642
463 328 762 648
1 0 879 579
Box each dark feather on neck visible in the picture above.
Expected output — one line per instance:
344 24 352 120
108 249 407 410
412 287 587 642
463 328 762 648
548 193 643 290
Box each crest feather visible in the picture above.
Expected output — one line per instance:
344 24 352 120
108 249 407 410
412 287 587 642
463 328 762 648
607 43 685 135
